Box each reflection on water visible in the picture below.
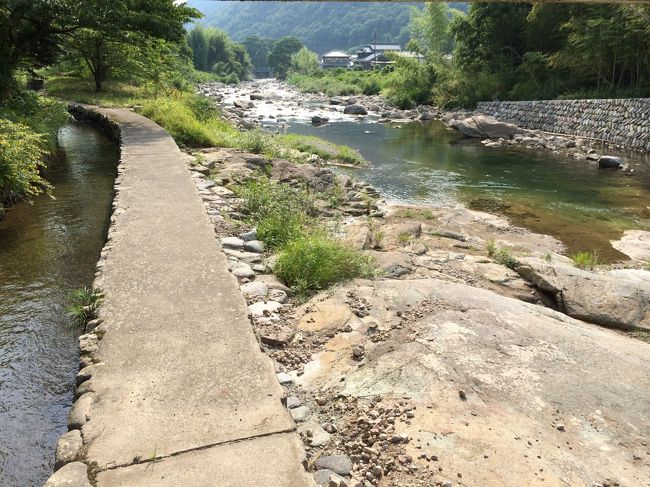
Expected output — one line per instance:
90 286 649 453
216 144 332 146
0 123 117 486
285 120 650 260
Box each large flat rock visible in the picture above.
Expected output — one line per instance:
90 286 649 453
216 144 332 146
77 108 309 484
296 278 650 486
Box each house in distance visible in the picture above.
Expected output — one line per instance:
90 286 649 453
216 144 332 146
320 50 353 69
319 43 423 70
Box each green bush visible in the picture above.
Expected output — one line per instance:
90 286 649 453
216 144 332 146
275 234 375 294
571 250 599 270
0 119 51 202
236 177 315 249
486 239 518 269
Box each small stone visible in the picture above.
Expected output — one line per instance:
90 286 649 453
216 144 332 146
458 390 467 401
44 461 91 487
248 300 282 317
314 455 353 476
78 334 98 355
232 265 255 279
269 289 288 303
313 469 337 486
556 423 566 432
300 422 331 446
286 396 302 409
244 240 265 253
290 405 311 422
240 281 269 299
221 237 245 249
67 393 93 430
54 430 83 470
441 482 452 487
239 228 258 241
276 372 293 385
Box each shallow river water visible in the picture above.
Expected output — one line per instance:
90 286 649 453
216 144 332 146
284 119 650 260
0 123 117 486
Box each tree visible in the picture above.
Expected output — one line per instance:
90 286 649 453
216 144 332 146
0 0 79 99
409 3 451 63
290 47 318 75
66 0 200 91
268 36 303 79
186 25 251 80
243 36 271 68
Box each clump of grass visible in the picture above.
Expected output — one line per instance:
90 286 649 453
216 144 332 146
274 234 375 295
67 286 103 330
368 220 385 249
397 231 413 245
570 250 599 270
235 177 315 249
543 251 553 262
628 330 650 343
395 208 435 220
277 134 366 165
643 259 650 271
487 239 518 269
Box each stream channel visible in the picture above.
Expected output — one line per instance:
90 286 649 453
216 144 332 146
0 122 118 486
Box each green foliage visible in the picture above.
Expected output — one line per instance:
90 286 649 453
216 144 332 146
397 232 413 245
189 1 418 55
274 234 375 295
242 36 272 68
384 56 436 108
570 250 599 270
186 25 251 80
487 239 518 269
0 120 50 203
67 286 103 330
64 0 201 92
0 92 68 205
277 134 366 165
268 36 303 79
287 69 387 97
290 47 319 76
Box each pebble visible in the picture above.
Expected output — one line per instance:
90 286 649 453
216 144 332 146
556 423 566 432
290 405 311 422
314 454 353 476
221 236 245 249
244 240 265 253
248 300 282 317
286 396 301 409
276 372 293 385
232 265 256 279
239 228 258 241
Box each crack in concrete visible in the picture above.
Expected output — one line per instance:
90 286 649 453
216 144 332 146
97 426 298 472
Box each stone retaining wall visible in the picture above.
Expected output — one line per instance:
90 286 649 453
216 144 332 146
477 98 650 152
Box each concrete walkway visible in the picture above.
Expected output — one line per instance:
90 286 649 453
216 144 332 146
76 108 313 486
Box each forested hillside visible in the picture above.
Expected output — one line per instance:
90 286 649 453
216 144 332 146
188 1 466 53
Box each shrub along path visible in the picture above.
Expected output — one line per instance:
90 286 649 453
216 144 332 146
49 107 314 486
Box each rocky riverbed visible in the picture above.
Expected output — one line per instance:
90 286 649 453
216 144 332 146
184 143 650 487
198 79 637 170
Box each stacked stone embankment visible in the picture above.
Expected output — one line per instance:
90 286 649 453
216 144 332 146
477 98 650 152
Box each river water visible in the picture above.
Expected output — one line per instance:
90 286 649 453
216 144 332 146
0 123 117 486
284 119 650 260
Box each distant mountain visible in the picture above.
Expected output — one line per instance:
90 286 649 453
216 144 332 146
187 1 468 54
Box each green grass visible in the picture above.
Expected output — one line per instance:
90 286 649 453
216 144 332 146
487 239 519 269
287 69 386 97
397 231 413 245
395 208 435 220
277 134 366 166
45 76 148 107
274 233 375 295
235 177 315 249
570 250 599 270
67 286 103 330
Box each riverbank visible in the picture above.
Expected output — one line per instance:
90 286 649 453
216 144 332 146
0 92 69 218
185 143 650 486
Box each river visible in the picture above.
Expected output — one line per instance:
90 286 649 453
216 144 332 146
0 122 118 486
282 118 650 261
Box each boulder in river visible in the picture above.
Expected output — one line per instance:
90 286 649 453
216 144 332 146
598 155 624 169
311 115 329 125
343 104 368 116
449 115 522 139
